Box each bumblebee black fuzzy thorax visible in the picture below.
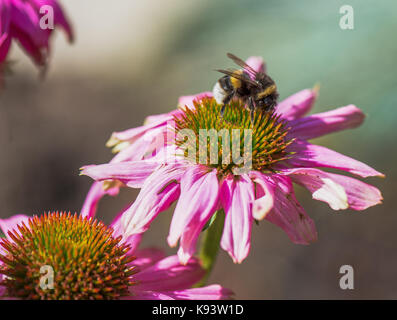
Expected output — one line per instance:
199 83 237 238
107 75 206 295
213 53 279 121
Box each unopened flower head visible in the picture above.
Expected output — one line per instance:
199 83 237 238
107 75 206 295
0 212 232 300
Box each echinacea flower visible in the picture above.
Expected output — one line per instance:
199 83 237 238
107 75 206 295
0 0 73 70
0 211 232 300
81 56 383 265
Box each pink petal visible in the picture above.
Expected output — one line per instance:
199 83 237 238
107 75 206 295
80 181 120 218
0 214 31 240
220 174 254 264
0 0 11 33
0 35 11 63
287 139 384 178
281 168 383 211
80 127 173 218
265 175 317 244
275 88 317 120
127 291 174 300
288 105 365 140
81 160 160 188
0 0 11 63
143 109 181 125
245 56 265 73
109 113 172 144
167 166 220 264
121 164 185 237
134 255 204 292
325 173 383 210
30 0 74 42
281 168 348 210
109 210 143 253
249 171 275 220
10 0 45 45
9 1 50 65
159 285 233 300
10 27 46 65
178 91 213 110
109 125 171 164
133 248 166 269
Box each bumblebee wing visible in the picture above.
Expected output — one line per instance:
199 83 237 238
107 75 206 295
215 69 259 87
226 53 259 78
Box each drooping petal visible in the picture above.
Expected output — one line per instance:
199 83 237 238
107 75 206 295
127 291 174 300
281 168 348 210
0 0 11 63
10 26 46 65
129 285 233 300
10 0 46 45
108 113 172 146
81 160 160 188
167 166 220 264
220 174 255 264
121 163 185 237
288 105 365 140
30 0 74 42
287 139 384 178
80 181 120 218
160 285 233 300
9 1 50 64
0 0 11 33
281 168 383 211
249 171 275 220
132 248 166 270
265 175 317 244
324 173 383 210
275 88 317 120
133 255 204 292
143 109 181 125
0 34 11 63
178 91 213 110
109 210 143 253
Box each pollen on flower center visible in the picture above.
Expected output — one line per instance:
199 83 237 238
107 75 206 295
174 98 294 174
0 212 136 300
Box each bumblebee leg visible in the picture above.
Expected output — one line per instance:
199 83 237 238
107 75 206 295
220 104 226 117
248 96 255 123
220 92 234 117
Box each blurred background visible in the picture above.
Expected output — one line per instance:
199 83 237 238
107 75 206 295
0 0 396 299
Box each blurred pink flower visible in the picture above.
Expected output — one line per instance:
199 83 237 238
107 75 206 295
0 0 73 69
81 56 384 264
0 212 232 300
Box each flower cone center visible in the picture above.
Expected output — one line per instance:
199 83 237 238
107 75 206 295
174 98 293 174
0 212 136 300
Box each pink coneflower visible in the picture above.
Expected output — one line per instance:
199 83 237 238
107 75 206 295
0 212 232 300
81 56 383 264
0 0 73 70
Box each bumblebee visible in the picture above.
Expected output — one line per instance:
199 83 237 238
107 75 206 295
213 53 279 121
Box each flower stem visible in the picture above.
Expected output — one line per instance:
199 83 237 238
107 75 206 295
196 210 225 287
